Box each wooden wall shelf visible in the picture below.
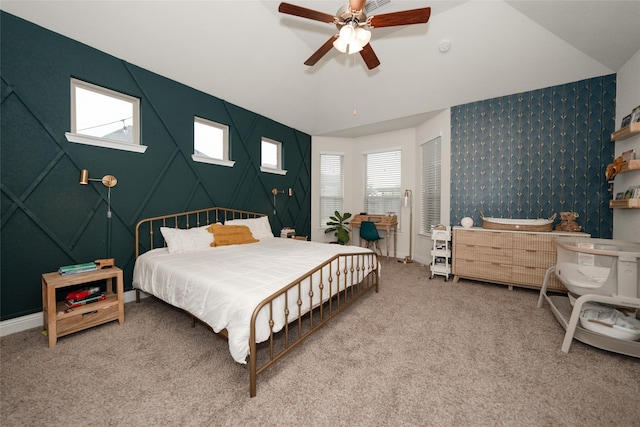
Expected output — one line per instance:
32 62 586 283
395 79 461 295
609 199 640 209
611 122 640 141
618 159 640 173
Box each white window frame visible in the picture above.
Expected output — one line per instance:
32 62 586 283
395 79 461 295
191 116 234 167
420 136 442 236
319 152 344 228
65 78 146 153
260 137 287 175
363 148 402 217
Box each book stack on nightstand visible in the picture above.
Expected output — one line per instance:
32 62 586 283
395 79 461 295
280 227 296 238
59 262 97 275
64 286 106 309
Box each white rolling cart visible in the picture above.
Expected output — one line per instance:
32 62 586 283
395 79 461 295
430 226 452 281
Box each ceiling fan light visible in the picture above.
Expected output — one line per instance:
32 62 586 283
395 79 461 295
356 28 371 45
338 24 356 43
347 42 363 54
333 38 348 53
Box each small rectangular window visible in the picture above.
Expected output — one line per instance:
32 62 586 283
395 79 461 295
192 117 234 167
65 78 146 153
260 138 286 175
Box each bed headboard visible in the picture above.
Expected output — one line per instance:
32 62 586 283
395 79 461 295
135 207 265 258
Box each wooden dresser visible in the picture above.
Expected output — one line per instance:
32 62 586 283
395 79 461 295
452 227 590 292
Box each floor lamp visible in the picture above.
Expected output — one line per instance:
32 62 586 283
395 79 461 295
398 189 413 264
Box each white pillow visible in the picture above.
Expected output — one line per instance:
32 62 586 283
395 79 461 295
160 225 215 254
225 216 274 240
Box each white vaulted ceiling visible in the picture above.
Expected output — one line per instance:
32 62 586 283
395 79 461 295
2 1 639 137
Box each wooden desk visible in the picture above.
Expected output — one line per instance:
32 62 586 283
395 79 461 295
350 214 398 259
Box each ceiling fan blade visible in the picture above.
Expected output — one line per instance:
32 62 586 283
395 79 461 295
278 2 337 24
349 0 366 12
360 43 381 70
368 7 431 28
304 35 339 66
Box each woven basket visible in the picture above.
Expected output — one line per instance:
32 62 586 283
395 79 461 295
480 213 556 232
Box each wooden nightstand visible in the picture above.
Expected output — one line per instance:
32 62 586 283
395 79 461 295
41 267 124 347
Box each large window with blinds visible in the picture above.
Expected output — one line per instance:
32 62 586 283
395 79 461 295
364 149 402 216
320 153 344 228
421 136 441 235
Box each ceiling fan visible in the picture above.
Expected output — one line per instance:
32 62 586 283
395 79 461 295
278 0 431 70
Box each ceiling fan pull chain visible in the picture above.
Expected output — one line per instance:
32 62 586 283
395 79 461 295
353 54 357 116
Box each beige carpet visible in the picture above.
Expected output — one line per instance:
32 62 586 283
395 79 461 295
2 259 639 426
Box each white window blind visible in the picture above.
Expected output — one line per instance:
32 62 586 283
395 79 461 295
320 153 344 227
364 149 402 215
421 136 441 234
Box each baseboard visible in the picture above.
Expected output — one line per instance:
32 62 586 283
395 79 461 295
0 289 144 338
1 258 432 337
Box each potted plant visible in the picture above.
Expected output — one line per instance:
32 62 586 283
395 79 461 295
324 211 352 245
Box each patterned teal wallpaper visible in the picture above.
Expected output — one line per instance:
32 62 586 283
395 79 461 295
0 12 311 320
450 74 616 238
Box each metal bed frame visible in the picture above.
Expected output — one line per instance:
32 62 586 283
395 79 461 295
134 207 380 397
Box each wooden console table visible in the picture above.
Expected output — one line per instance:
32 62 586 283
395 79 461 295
350 214 398 259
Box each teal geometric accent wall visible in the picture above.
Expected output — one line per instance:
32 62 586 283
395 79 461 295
450 74 616 238
0 12 311 321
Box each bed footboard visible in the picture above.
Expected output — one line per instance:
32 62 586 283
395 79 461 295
248 251 379 397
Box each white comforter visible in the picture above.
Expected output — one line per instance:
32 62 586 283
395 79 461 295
132 239 377 363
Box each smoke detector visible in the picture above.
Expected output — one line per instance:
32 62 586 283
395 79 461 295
439 39 452 53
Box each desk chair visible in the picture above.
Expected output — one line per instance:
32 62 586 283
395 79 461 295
360 221 383 257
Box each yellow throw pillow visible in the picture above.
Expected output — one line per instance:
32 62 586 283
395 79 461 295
207 224 259 247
